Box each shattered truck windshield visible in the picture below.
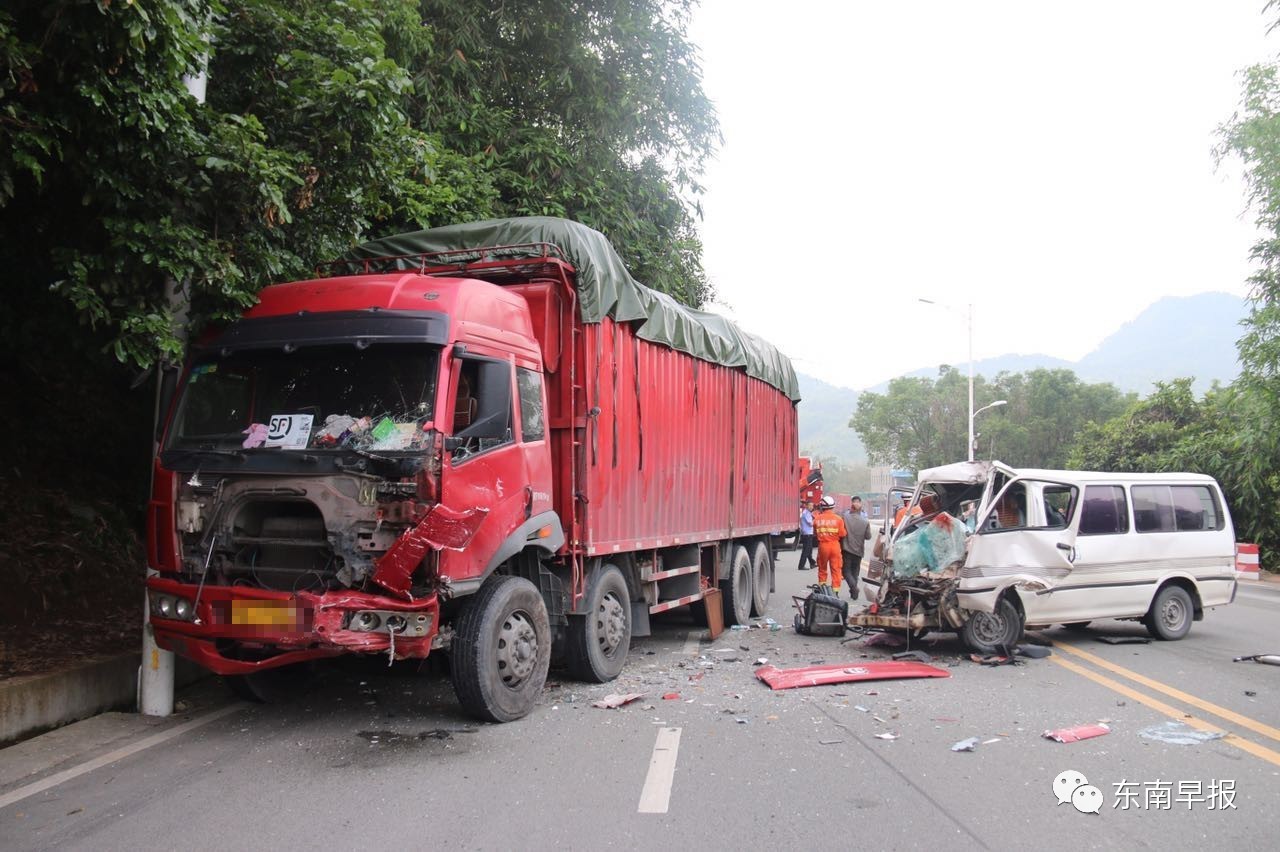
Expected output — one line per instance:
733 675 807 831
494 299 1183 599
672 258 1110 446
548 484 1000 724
166 344 439 454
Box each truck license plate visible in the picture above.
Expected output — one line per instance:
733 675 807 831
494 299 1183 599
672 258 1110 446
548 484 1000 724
230 600 298 627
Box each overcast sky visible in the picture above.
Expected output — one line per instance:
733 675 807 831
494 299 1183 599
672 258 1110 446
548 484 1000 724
688 0 1276 390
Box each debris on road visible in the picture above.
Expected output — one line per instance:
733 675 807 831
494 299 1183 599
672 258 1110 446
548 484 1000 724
875 732 899 740
755 657 768 665
892 650 933 663
951 737 979 752
863 632 907 649
1138 721 1226 745
854 705 870 713
662 693 681 700
982 737 1002 745
1245 690 1257 697
1043 723 1111 743
754 661 951 690
1015 645 1052 659
969 653 1019 666
1233 653 1280 665
1097 636 1150 645
819 739 844 745
593 692 646 709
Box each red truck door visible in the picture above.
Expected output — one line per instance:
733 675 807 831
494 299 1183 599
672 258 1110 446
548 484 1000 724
437 353 532 583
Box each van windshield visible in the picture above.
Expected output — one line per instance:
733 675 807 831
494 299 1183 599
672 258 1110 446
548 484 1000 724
165 344 439 453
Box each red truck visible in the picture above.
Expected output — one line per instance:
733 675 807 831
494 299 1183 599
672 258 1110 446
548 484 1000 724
146 217 800 721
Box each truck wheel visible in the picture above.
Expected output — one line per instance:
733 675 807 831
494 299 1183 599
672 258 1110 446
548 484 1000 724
722 545 753 626
960 597 1023 655
565 564 631 683
450 575 550 723
1144 585 1193 641
750 542 772 616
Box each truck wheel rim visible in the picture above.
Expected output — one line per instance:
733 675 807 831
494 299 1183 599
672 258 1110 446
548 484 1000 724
597 592 626 657
1160 596 1186 630
497 611 538 685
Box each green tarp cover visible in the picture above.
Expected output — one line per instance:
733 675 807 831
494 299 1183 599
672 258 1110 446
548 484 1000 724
349 216 800 400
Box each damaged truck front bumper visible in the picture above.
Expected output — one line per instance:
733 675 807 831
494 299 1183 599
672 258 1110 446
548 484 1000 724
145 577 439 674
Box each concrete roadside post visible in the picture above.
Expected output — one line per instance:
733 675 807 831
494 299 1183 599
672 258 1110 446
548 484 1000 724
140 60 208 717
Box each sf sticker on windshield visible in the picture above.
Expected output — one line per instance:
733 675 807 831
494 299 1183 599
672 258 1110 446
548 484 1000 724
264 414 314 450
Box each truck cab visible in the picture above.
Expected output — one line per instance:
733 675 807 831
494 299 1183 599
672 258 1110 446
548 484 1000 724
148 269 564 719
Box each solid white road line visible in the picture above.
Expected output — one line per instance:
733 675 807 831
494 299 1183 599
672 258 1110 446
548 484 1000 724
0 703 243 811
637 727 682 814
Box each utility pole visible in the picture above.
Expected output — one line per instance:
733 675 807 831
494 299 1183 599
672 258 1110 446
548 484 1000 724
140 60 207 717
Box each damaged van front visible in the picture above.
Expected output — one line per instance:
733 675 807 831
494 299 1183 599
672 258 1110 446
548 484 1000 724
853 461 1236 652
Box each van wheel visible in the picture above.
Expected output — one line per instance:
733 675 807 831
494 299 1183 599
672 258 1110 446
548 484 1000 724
1062 621 1091 631
749 542 772 616
1144 585 1193 641
722 545 753 626
451 575 551 722
565 564 631 683
961 597 1023 655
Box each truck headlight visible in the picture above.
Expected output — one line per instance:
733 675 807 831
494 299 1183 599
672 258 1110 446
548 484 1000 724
154 595 175 619
174 598 193 621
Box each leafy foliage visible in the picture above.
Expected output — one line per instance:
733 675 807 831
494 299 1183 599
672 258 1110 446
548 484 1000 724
396 0 718 304
1 0 717 371
1065 380 1280 569
851 366 1132 471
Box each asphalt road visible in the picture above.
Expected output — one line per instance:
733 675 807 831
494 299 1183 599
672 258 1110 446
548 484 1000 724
2 552 1278 850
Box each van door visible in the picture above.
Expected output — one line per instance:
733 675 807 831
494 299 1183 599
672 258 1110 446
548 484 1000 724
959 477 1078 615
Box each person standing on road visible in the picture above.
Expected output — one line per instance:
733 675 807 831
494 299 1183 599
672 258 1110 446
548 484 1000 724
840 496 872 600
798 500 816 570
813 495 847 591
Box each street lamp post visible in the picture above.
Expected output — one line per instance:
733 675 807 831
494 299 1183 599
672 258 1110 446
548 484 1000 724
918 299 981 461
969 399 1008 461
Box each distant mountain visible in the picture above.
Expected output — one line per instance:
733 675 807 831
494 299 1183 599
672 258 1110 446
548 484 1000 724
796 374 865 462
799 292 1247 465
1074 293 1244 392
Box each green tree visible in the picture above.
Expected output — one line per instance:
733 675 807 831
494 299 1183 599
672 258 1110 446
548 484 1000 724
852 366 975 470
1 0 718 372
396 0 719 304
984 369 1133 467
1215 3 1280 569
853 366 1132 471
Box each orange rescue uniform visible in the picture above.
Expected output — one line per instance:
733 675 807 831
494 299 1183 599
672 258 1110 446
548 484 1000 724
812 508 848 590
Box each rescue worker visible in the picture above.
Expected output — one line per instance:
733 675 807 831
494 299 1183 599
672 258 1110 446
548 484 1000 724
812 495 847 592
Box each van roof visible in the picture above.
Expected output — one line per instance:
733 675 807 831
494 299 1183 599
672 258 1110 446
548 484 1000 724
917 459 1218 486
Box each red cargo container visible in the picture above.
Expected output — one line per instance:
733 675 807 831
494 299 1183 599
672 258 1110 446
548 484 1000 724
146 217 800 722
579 317 797 552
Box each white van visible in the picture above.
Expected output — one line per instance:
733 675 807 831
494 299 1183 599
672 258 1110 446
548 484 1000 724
854 460 1237 653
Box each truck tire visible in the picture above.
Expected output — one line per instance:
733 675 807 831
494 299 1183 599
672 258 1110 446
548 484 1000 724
722 545 753 626
565 563 631 683
1144 585 1193 641
960 597 1023 655
450 574 551 723
750 542 772 617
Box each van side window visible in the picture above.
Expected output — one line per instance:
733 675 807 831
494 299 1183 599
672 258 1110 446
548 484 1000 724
1171 485 1222 530
1042 486 1073 528
1079 485 1129 535
516 368 545 442
1133 484 1222 532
